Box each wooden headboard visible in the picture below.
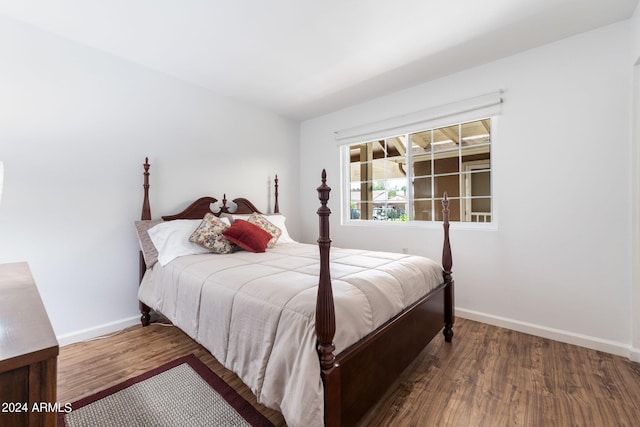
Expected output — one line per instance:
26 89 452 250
161 196 265 221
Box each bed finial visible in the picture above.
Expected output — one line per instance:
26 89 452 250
222 193 228 213
316 169 336 374
274 174 280 214
441 192 454 342
141 158 151 220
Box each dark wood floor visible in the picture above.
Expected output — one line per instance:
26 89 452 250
57 318 640 426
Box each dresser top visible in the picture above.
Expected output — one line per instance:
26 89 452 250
0 262 59 372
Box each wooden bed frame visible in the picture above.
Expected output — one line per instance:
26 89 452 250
138 158 455 427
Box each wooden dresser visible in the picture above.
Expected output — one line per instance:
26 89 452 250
0 262 59 427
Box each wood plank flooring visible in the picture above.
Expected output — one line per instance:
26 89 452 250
57 318 640 426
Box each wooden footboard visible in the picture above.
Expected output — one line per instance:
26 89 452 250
328 286 446 426
315 170 455 427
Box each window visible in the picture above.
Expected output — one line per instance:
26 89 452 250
345 118 492 224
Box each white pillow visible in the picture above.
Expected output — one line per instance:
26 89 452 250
263 214 296 244
230 214 251 221
147 219 218 266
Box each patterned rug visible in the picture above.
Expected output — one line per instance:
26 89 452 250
58 354 275 427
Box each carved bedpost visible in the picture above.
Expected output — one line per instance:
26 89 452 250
442 193 455 342
316 170 336 373
140 157 152 327
274 174 280 214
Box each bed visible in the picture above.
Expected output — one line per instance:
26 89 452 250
135 158 455 427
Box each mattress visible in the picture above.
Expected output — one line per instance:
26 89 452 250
139 242 443 427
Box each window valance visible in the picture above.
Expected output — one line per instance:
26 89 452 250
334 91 502 145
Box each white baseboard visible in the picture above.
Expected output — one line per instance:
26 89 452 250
457 308 635 360
56 315 141 347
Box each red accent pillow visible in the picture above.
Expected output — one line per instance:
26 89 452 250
222 219 272 253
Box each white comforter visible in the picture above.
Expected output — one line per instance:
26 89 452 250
139 242 443 427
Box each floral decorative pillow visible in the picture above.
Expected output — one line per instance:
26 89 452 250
248 213 282 248
189 213 234 254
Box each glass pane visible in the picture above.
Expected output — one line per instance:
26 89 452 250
472 198 492 220
413 177 432 198
410 130 431 155
350 179 373 220
350 162 364 182
350 184 371 203
388 204 407 221
349 142 371 163
471 171 491 197
460 197 492 222
369 158 406 180
350 160 374 183
434 155 459 174
349 144 362 165
370 159 390 181
349 205 362 219
386 178 407 198
372 203 407 221
371 180 385 198
371 140 387 160
372 203 387 221
433 124 459 152
460 198 492 222
357 200 374 220
461 119 491 148
434 175 460 198
461 147 490 166
412 156 431 177
413 199 433 221
374 177 407 222
435 198 460 222
350 181 365 193
349 140 389 163
385 136 407 158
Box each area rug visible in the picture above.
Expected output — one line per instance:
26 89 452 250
58 354 275 427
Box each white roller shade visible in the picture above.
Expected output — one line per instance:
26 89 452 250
335 91 502 145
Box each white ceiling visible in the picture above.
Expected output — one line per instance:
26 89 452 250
1 0 638 120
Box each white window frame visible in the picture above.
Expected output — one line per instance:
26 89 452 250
337 92 501 230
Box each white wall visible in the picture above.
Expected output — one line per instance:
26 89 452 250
0 16 300 344
629 5 640 361
300 20 635 356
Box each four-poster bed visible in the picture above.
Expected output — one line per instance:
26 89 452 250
136 158 455 427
